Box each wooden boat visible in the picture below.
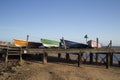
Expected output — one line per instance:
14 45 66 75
87 40 102 48
28 41 42 48
13 39 42 48
41 38 59 48
60 39 90 48
13 39 27 47
0 41 11 48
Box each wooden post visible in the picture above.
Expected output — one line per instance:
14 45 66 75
58 53 61 59
26 35 29 49
106 53 110 69
109 40 112 49
90 53 93 64
110 53 113 66
66 53 70 61
109 40 113 66
5 49 8 66
96 53 99 64
43 52 48 64
19 48 23 65
62 37 67 49
96 38 99 64
78 53 82 67
118 61 120 67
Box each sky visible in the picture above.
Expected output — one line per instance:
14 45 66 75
0 0 120 46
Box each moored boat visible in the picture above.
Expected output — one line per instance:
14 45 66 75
87 40 102 48
0 41 11 47
13 39 27 47
28 41 42 48
60 39 90 48
13 39 42 48
41 38 59 48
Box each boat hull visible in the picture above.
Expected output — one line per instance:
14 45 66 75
41 39 59 48
87 40 102 48
13 39 27 47
60 39 90 48
13 39 42 48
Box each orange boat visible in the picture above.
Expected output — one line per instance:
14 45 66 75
13 39 42 48
13 39 27 47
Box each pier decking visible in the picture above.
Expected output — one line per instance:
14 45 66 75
23 48 120 54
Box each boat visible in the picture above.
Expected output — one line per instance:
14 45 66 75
87 40 102 48
27 41 42 48
60 39 90 48
13 39 42 48
13 39 27 47
41 38 60 48
0 41 11 46
0 41 11 48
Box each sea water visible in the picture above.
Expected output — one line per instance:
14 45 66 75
70 46 120 63
92 46 120 63
111 46 120 63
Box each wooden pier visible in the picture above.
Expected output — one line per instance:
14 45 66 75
23 48 120 68
1 47 120 69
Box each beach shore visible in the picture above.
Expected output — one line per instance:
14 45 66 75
0 54 120 80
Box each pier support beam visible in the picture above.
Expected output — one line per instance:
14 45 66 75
96 38 99 65
58 53 61 59
118 61 120 67
19 49 23 65
5 50 8 66
110 53 113 66
78 53 82 67
106 53 110 69
43 52 48 64
96 53 99 65
90 53 93 64
66 53 70 61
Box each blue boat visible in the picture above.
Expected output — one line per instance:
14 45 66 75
60 38 90 49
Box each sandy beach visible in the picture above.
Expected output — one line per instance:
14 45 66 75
0 54 120 80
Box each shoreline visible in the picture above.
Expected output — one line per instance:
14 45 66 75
0 61 120 80
0 53 120 80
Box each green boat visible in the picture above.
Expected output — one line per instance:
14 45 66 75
41 38 59 47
